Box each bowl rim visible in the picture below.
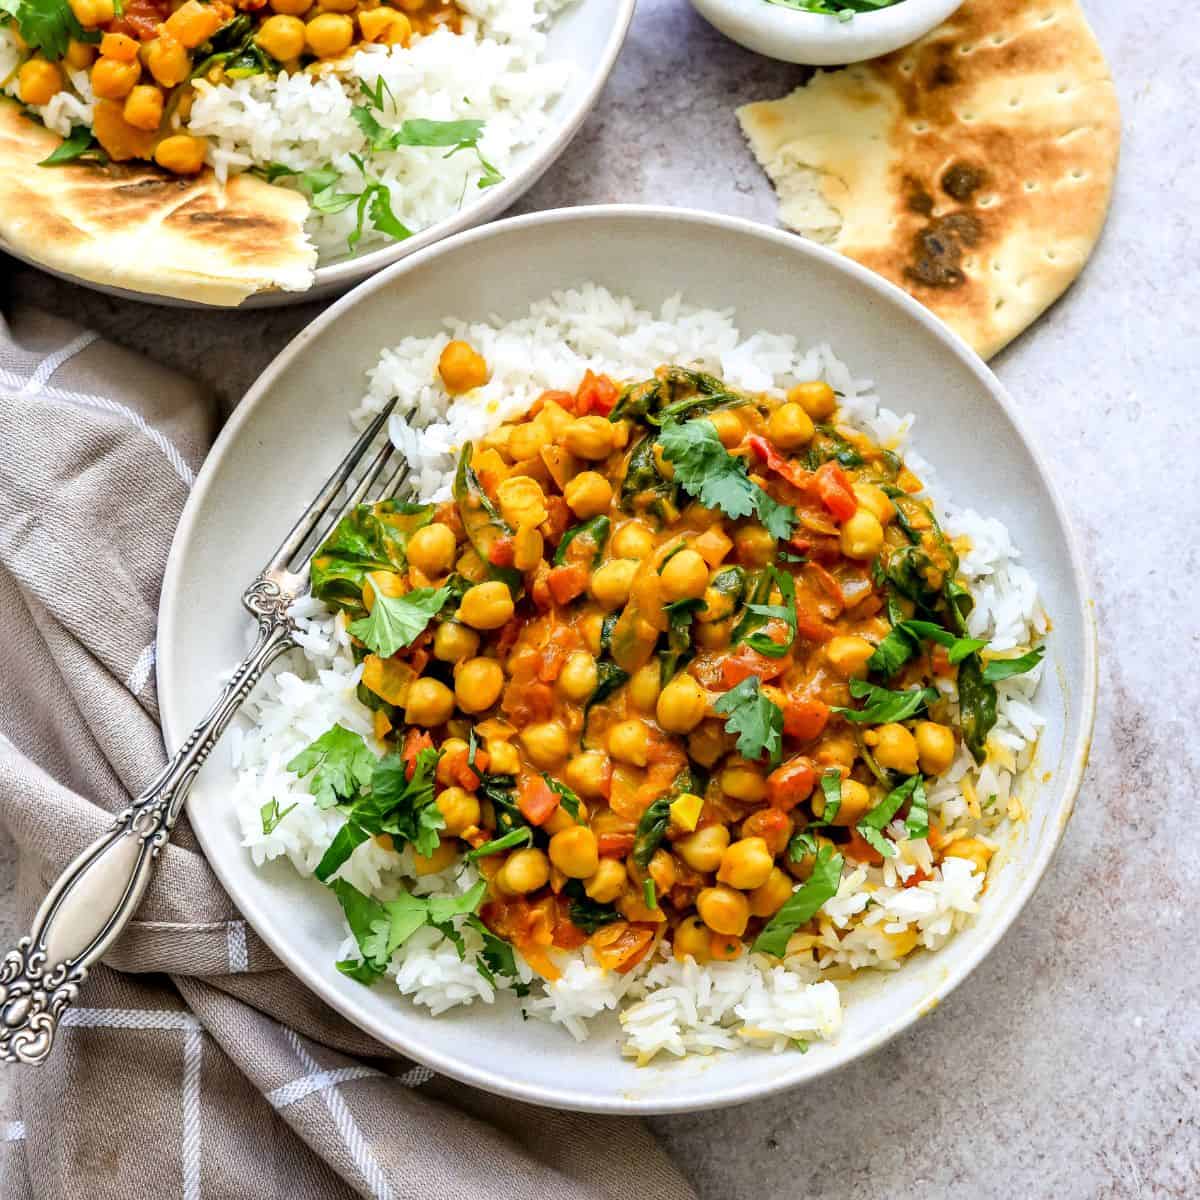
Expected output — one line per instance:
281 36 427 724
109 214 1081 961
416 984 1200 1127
158 203 1098 1114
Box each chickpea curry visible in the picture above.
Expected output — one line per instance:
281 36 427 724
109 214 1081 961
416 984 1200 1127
291 345 1045 987
4 0 460 173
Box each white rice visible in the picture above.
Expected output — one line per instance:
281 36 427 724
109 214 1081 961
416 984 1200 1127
1 0 570 255
229 285 1048 1062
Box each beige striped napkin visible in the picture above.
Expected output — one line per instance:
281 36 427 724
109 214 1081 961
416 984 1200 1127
0 304 694 1200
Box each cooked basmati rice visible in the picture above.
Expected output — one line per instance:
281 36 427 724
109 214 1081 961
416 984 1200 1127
229 285 1047 1062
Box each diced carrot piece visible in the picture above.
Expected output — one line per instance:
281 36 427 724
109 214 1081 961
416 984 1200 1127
597 831 634 858
782 695 831 741
812 461 857 523
518 776 560 826
766 757 816 810
547 563 588 606
401 729 434 779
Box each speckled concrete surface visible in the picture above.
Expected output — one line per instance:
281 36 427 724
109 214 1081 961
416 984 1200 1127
2 1 1198 1195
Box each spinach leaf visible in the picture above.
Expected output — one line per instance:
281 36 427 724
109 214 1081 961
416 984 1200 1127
543 774 581 820
713 675 784 765
741 566 797 660
39 125 105 166
465 827 532 859
563 881 621 933
981 646 1045 684
464 915 527 992
452 444 522 593
818 769 842 824
730 568 774 648
553 515 610 567
753 845 844 957
478 773 524 835
957 653 997 764
581 661 629 748
855 775 919 858
867 617 987 677
659 597 704 685
619 434 675 514
904 775 929 841
832 679 939 725
632 795 672 869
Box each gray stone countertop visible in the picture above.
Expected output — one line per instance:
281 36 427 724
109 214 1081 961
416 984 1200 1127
2 0 1198 1195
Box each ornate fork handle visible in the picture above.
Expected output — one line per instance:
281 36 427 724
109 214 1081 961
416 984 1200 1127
0 578 297 1066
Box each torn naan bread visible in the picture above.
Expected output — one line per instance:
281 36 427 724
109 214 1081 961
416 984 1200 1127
738 0 1120 359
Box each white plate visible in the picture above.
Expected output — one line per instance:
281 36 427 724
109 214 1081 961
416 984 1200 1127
159 205 1096 1113
6 0 634 309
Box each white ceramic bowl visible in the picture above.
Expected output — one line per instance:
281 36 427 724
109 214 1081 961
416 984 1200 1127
689 0 963 65
4 0 634 309
159 205 1096 1113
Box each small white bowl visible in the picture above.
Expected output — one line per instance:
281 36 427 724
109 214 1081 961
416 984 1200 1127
689 0 964 65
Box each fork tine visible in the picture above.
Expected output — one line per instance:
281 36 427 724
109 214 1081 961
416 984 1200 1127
374 458 413 504
267 398 397 573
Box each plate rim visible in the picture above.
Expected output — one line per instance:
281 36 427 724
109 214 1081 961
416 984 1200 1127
157 203 1098 1113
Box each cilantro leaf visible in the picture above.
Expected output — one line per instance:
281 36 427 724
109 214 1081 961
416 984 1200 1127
659 418 795 536
286 723 377 809
465 914 528 993
39 125 105 166
981 646 1045 684
347 584 450 657
904 775 929 840
363 747 444 857
713 675 784 765
361 892 430 965
753 845 844 957
832 679 939 725
2 0 88 61
259 797 298 836
365 183 413 242
314 821 370 883
855 774 919 859
330 878 387 969
742 567 797 659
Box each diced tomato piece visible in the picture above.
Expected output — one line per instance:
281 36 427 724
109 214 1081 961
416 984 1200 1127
740 808 793 855
747 435 811 489
487 536 515 567
812 461 857 523
552 916 589 950
538 388 576 415
765 757 817 810
575 370 619 416
793 604 835 643
590 921 655 973
518 776 560 826
541 495 572 544
844 827 885 867
719 649 788 689
782 695 831 742
806 561 846 611
536 625 577 683
547 563 588 606
401 729 434 780
597 831 635 858
903 868 932 888
495 618 522 658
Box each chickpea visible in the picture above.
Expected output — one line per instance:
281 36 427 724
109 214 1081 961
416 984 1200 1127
717 837 774 890
304 12 354 57
144 36 190 89
788 380 837 420
500 847 550 895
866 723 919 775
707 409 744 448
733 524 775 567
627 662 661 713
915 721 957 775
563 416 615 460
435 738 470 785
486 738 519 776
611 521 654 559
675 824 730 873
99 31 138 60
565 749 610 798
656 674 709 734
361 6 411 42
607 719 649 767
405 522 456 576
695 618 732 650
91 56 141 100
787 834 836 881
67 0 114 25
696 885 750 937
411 838 457 875
153 134 206 175
660 549 708 601
454 657 504 714
520 720 568 769
698 580 737 624
942 836 994 877
269 0 310 12
672 915 711 962
255 11 310 57
496 476 547 528
841 509 885 560
318 0 357 10
748 867 794 917
122 84 163 131
590 558 638 610
549 826 600 879
688 719 729 768
65 40 96 69
584 858 627 904
404 677 454 727
579 611 605 656
767 402 815 450
458 581 514 630
825 635 876 679
709 932 743 961
17 59 63 106
557 651 598 702
852 482 895 526
563 471 612 519
432 621 479 664
436 786 481 836
814 777 871 826
719 761 767 802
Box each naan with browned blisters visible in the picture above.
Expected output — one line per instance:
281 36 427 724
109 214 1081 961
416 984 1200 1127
0 101 316 306
738 0 1120 359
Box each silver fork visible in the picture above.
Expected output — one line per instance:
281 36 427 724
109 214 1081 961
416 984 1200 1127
0 399 408 1066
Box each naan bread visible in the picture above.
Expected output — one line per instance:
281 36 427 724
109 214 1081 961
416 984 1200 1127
0 100 317 306
738 0 1120 359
